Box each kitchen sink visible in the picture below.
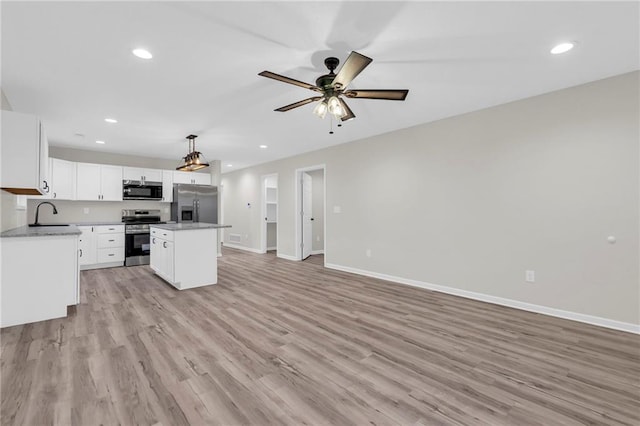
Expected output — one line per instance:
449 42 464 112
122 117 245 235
28 224 70 227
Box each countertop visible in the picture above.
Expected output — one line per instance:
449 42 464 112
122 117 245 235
1 225 82 238
72 221 124 227
150 223 231 231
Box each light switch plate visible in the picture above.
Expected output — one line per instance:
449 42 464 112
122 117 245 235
333 205 341 214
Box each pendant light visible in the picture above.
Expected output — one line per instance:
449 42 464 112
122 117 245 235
176 134 210 171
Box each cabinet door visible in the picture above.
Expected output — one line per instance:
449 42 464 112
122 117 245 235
192 173 211 185
162 170 173 202
100 165 123 201
0 111 46 194
172 171 192 184
150 236 162 273
78 226 97 266
76 163 101 200
50 158 76 200
122 167 144 181
164 240 174 282
144 169 163 182
39 121 49 195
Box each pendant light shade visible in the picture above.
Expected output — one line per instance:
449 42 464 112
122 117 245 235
176 134 210 171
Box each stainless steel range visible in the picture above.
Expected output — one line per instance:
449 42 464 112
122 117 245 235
122 209 163 266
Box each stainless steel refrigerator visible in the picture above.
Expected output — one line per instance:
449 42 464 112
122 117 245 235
171 184 218 223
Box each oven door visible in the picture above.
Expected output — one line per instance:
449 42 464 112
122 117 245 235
125 231 151 266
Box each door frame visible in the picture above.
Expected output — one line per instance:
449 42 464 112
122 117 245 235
294 164 326 262
260 173 278 254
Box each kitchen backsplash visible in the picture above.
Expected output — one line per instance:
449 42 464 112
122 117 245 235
26 199 172 224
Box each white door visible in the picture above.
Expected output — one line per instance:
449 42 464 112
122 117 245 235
302 172 313 260
173 171 192 184
144 169 163 182
76 163 101 200
192 173 211 185
162 170 173 202
100 165 123 201
51 158 76 200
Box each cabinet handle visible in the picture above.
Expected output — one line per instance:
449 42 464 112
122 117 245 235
163 241 167 248
53 192 57 199
152 238 156 244
43 180 50 193
108 239 115 242
79 249 83 257
108 253 114 257
108 228 115 230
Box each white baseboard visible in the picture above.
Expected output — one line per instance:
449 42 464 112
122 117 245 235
267 246 277 251
325 263 640 335
310 250 325 255
222 243 264 254
277 253 299 261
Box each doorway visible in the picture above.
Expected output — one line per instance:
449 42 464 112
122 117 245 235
260 174 278 254
295 165 326 262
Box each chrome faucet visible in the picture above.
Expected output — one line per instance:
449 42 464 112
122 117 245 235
34 201 58 225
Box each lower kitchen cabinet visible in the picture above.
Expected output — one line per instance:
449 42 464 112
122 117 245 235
1 234 79 328
150 227 217 290
78 224 124 270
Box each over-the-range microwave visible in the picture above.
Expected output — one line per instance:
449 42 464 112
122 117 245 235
122 180 163 200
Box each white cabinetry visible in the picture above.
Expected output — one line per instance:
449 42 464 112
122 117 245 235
1 234 79 328
162 170 174 202
150 227 217 290
78 225 124 270
123 167 163 182
49 158 76 200
78 226 97 266
76 163 123 201
173 171 211 185
1 110 49 195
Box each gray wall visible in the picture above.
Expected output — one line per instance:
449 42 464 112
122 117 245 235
308 169 324 252
221 72 640 326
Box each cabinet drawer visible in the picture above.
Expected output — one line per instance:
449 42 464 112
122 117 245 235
96 225 124 234
97 247 124 263
97 233 124 249
151 228 174 241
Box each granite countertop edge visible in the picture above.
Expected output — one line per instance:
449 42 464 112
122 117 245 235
1 225 82 238
150 223 231 231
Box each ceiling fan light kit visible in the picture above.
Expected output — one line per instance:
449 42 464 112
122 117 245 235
258 51 409 124
176 134 210 171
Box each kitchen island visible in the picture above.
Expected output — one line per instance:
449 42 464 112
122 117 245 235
1 225 81 327
149 223 230 290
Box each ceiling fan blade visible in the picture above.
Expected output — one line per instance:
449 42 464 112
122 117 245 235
338 98 355 121
331 51 373 90
274 96 323 112
258 71 321 92
343 89 409 101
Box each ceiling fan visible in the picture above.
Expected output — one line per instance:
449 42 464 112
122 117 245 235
258 51 409 122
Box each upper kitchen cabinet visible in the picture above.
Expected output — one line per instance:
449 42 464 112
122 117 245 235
123 167 162 183
173 171 211 185
162 170 173 202
49 158 76 200
76 163 123 201
1 110 49 195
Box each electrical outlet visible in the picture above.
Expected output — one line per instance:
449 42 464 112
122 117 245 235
333 205 341 214
525 270 535 282
245 234 249 240
83 208 90 214
366 249 372 258
316 235 320 242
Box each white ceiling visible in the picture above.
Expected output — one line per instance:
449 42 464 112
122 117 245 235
2 1 638 173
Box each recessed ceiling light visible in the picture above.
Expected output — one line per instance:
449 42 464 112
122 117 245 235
132 48 153 59
104 118 118 123
227 164 233 167
550 42 575 55
95 140 106 144
259 145 268 149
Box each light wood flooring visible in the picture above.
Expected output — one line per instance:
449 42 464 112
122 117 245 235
2 248 639 425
